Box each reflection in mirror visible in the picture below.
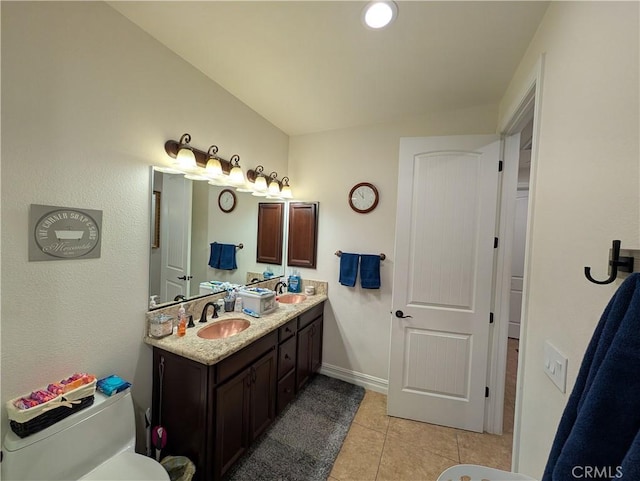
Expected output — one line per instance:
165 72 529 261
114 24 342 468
149 169 284 308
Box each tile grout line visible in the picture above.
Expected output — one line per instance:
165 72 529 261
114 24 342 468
373 417 391 481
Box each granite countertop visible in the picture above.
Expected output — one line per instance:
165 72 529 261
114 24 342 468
143 293 327 366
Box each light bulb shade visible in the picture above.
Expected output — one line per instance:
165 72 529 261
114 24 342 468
280 184 293 198
154 165 184 175
254 176 268 192
175 147 197 170
268 179 280 195
205 157 222 178
252 190 268 197
229 166 245 185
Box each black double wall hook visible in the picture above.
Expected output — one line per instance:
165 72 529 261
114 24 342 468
584 240 634 285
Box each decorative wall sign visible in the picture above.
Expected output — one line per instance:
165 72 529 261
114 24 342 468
29 204 103 261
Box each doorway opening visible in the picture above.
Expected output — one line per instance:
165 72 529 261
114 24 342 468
488 58 543 471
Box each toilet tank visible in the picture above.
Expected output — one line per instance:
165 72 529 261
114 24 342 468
2 389 137 481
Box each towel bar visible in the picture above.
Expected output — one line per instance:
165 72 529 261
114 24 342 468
335 250 385 260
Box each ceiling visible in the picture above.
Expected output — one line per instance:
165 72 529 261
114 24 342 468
109 1 549 136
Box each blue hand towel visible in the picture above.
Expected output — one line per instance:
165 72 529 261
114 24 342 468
208 242 222 269
360 254 381 289
543 273 640 481
339 253 359 287
218 243 238 270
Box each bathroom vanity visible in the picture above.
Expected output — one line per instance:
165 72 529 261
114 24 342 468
145 297 325 481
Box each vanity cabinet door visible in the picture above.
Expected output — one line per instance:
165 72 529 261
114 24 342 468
309 317 323 375
215 348 276 480
296 322 312 391
215 367 251 479
296 315 324 391
249 348 277 441
152 349 208 477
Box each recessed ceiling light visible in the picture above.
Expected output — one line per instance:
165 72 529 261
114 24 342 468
362 1 398 30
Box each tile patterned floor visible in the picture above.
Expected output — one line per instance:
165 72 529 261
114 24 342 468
329 338 519 481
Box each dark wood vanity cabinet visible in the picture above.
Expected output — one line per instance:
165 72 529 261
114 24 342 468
151 302 324 481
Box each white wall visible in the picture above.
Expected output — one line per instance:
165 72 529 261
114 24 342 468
0 1 288 444
499 2 639 476
289 105 498 385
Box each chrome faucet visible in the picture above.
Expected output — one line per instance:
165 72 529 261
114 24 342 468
199 302 219 323
274 281 288 294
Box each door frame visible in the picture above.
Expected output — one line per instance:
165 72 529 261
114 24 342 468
485 55 544 469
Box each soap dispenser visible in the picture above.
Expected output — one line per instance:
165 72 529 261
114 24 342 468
149 295 158 309
177 303 187 337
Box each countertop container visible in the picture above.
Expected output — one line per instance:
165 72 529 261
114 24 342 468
237 288 277 315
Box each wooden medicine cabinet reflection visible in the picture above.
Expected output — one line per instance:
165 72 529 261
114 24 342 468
256 202 284 265
288 202 319 269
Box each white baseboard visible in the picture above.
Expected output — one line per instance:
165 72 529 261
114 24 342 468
319 363 388 394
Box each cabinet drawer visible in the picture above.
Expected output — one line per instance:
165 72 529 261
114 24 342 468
298 303 323 329
278 337 296 379
278 319 297 342
277 370 296 415
216 331 277 384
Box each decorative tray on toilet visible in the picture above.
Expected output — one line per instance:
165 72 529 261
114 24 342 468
6 374 97 438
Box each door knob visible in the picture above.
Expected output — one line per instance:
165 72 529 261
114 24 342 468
177 275 193 281
394 310 412 319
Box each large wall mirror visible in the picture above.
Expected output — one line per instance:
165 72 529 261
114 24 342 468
149 169 285 308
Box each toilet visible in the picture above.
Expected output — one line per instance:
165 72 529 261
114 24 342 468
2 389 169 481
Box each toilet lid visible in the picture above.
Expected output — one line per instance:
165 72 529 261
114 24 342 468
80 452 169 481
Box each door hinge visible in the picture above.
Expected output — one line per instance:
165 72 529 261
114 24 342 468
498 160 503 172
485 386 490 398
494 237 499 249
489 312 494 324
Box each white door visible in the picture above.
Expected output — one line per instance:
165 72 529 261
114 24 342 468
160 174 192 303
388 135 500 432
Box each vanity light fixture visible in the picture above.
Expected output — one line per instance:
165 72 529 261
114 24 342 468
160 135 291 195
205 145 223 178
173 133 198 171
228 155 245 186
362 1 398 29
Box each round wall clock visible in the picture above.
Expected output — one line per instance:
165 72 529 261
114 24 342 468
349 182 379 213
218 189 237 213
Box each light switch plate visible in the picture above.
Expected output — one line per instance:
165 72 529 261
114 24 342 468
544 340 568 393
